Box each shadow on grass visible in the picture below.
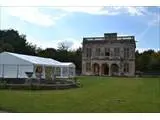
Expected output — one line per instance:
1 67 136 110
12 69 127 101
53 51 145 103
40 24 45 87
0 107 17 113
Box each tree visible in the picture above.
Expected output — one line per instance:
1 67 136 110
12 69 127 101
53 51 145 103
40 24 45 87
135 49 160 73
37 48 57 59
0 29 37 55
57 42 69 51
2 43 14 52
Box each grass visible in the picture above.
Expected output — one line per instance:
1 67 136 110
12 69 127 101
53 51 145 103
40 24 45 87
0 76 160 113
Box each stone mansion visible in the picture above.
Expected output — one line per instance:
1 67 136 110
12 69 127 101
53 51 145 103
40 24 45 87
82 33 136 76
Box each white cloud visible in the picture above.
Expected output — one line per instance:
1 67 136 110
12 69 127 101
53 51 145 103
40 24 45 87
2 6 157 28
26 36 58 49
124 7 147 16
72 40 82 50
2 4 158 28
1 0 159 18
26 36 82 50
53 7 148 16
63 38 82 50
52 7 119 16
56 38 82 50
2 7 66 27
54 7 105 15
1 0 160 6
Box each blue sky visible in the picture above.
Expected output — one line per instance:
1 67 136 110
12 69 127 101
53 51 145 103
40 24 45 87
0 5 160 52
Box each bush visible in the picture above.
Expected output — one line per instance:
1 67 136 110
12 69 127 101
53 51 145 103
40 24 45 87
0 79 7 89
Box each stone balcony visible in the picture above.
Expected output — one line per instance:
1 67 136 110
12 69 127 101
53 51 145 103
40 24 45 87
82 56 135 61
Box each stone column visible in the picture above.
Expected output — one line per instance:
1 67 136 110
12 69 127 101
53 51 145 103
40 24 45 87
118 63 121 76
99 64 102 76
91 63 94 75
119 62 123 76
82 62 86 75
109 64 112 76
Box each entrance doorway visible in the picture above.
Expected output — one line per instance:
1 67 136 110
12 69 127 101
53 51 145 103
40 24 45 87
101 63 109 75
111 64 119 76
92 63 100 75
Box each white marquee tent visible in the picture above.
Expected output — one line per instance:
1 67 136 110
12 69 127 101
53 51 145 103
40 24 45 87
58 62 76 78
0 52 76 79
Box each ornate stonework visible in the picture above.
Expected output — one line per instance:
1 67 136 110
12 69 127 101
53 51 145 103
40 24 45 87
82 33 136 76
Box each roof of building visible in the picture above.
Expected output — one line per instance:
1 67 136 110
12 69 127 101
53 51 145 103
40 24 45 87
59 62 76 68
83 33 135 43
1 52 62 66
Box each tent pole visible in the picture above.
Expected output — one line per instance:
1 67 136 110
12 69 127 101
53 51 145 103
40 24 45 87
2 64 4 78
52 66 55 81
17 64 19 78
60 67 63 78
68 67 69 78
43 65 45 81
52 66 53 80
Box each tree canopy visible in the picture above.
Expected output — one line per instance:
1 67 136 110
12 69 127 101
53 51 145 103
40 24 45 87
0 29 37 55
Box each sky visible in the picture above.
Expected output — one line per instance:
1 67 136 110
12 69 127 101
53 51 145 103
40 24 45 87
0 1 160 52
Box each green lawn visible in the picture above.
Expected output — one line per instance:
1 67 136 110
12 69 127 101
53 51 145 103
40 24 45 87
0 76 160 112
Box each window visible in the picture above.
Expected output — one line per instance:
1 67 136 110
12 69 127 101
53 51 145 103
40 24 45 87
124 63 129 73
105 48 110 56
124 48 129 58
101 48 104 56
89 48 92 57
130 48 135 58
86 48 88 57
86 62 91 72
114 48 120 56
95 48 100 56
86 48 92 57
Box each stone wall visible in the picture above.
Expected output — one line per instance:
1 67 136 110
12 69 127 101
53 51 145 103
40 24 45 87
82 33 136 76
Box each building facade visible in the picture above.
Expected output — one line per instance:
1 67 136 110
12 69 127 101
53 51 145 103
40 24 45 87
82 33 136 76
